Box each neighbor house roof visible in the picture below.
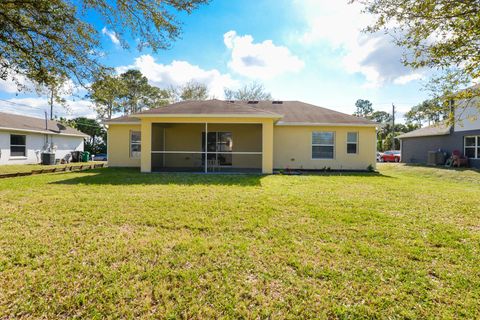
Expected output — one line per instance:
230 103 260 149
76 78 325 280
0 112 89 137
397 123 452 139
105 100 378 126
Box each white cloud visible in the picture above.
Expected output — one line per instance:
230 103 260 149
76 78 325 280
102 27 120 45
0 78 23 94
223 30 304 79
0 97 95 119
117 55 238 98
0 72 36 94
0 67 86 97
296 0 422 87
393 73 424 85
0 66 94 118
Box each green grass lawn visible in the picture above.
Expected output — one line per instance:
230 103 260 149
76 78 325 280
0 161 105 174
0 164 479 319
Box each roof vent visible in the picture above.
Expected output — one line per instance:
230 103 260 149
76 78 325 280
272 101 283 104
247 100 259 104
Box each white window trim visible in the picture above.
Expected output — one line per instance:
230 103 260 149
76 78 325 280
130 130 141 159
312 131 335 160
464 135 479 159
10 134 27 158
346 132 359 155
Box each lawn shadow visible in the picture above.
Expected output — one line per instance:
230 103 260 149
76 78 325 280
403 163 480 173
51 167 264 186
51 167 393 186
297 171 395 178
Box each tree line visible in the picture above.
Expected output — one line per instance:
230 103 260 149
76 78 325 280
354 99 417 151
89 72 272 120
354 96 458 151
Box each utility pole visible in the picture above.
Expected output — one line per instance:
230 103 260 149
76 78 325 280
392 103 396 150
44 110 49 147
49 86 54 120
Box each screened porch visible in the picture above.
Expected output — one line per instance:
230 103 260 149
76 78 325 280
151 123 263 173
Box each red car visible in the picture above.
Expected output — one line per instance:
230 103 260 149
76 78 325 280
381 150 401 162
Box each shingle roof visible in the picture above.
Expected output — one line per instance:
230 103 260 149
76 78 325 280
135 99 282 117
397 123 451 139
103 115 140 123
0 112 89 137
239 101 377 125
106 100 377 126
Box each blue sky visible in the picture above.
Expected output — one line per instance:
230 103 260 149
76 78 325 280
0 0 431 120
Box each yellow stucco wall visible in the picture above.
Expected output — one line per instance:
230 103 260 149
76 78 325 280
107 124 141 167
262 120 274 173
273 125 377 170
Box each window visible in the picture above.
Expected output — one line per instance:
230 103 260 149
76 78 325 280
202 132 233 165
10 134 26 157
130 131 141 158
464 136 479 159
347 132 358 154
312 131 335 159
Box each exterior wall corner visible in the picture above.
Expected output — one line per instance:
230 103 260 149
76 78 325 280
262 120 274 174
140 120 152 173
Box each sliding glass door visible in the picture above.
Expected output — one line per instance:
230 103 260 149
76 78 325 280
202 132 233 166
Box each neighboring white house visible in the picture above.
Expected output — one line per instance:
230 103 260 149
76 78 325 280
454 96 480 132
0 111 88 165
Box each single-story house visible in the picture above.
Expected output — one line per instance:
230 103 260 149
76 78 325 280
105 100 378 173
398 94 480 168
0 112 88 165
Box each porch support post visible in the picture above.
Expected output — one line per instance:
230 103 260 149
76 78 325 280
162 127 166 166
204 122 208 173
262 120 274 174
141 119 152 173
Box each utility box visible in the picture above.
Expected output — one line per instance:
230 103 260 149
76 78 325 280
427 151 446 166
71 151 82 162
41 152 56 165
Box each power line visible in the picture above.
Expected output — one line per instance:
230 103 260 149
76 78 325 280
0 98 104 129
0 98 47 109
0 97 92 111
